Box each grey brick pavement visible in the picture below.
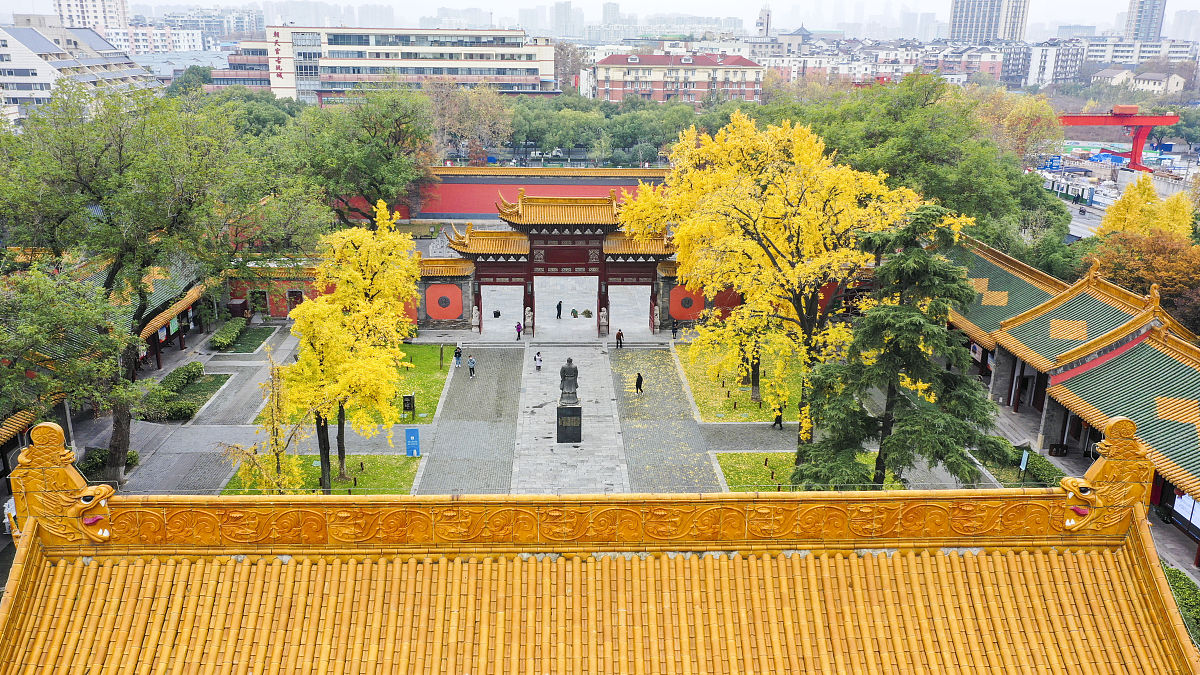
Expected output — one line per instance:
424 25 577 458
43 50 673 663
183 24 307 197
511 346 629 494
610 349 723 492
411 348 523 495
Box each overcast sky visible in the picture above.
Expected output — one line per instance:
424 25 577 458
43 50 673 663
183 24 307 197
1 0 1156 34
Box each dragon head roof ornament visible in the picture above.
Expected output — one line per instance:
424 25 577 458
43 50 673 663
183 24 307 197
1060 417 1153 533
9 422 114 545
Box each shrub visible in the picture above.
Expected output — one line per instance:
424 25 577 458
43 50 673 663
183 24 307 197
159 361 204 393
77 447 139 481
582 309 593 318
209 317 247 350
1163 564 1200 647
1024 451 1066 487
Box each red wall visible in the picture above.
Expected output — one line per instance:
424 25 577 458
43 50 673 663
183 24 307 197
420 183 636 218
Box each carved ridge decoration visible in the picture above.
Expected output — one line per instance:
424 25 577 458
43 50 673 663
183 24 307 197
91 495 1086 549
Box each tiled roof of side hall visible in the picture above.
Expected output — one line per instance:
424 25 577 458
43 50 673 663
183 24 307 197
496 189 621 227
943 238 1065 350
1048 327 1200 500
995 264 1144 372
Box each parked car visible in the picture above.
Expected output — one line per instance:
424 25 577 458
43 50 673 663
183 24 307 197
550 148 564 158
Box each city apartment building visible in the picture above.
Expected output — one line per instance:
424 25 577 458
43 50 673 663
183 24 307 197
1016 41 1085 87
104 26 206 54
160 9 264 40
53 0 128 35
591 54 763 106
0 15 158 119
1125 0 1166 41
208 26 555 104
1083 36 1197 64
1129 71 1186 94
949 0 1029 42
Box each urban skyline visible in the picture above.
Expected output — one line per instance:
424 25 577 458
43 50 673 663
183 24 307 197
4 0 1173 36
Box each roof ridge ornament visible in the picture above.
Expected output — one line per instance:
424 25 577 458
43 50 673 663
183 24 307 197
1147 283 1161 310
1061 417 1153 532
10 422 114 544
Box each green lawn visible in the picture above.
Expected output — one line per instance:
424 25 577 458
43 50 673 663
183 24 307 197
175 373 231 414
223 454 421 495
254 343 449 425
717 451 904 491
219 326 276 353
676 344 807 423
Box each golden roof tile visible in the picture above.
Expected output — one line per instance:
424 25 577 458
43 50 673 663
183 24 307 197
496 189 621 226
138 283 207 341
446 224 530 256
418 258 475 277
602 232 672 257
3 420 1197 674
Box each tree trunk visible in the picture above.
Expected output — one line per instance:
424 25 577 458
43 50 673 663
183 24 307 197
750 351 761 402
103 341 140 485
793 378 810 467
315 412 332 495
336 403 348 479
739 348 751 386
874 382 898 488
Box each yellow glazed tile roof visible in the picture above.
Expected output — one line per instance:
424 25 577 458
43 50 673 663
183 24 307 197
446 225 530 256
602 232 672 257
497 189 621 226
138 283 207 340
2 420 1198 674
418 258 475 277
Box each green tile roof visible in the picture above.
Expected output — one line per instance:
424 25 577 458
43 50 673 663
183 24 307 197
1052 340 1200 486
943 246 1055 334
1006 293 1136 366
79 257 202 335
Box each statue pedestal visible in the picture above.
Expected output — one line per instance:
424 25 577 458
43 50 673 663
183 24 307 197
556 404 582 443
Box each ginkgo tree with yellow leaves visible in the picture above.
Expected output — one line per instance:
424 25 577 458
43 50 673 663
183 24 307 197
620 111 923 452
223 354 307 494
1098 173 1195 238
285 199 421 493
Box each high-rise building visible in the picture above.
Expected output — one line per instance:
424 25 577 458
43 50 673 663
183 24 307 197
357 5 395 29
53 0 129 34
1124 0 1166 40
1057 24 1097 38
602 3 620 25
949 0 1029 42
756 8 772 37
1171 10 1200 41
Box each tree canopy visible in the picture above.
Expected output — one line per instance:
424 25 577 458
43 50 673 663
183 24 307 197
1098 173 1195 238
798 206 1009 489
620 111 923 444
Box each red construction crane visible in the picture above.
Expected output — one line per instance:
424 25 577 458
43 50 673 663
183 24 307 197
1058 105 1180 172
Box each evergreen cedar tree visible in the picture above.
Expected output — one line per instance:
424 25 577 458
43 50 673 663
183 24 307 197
796 205 1010 490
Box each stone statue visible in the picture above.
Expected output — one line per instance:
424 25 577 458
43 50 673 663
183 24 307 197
598 307 609 331
651 306 659 333
524 306 533 329
559 357 579 405
470 305 480 329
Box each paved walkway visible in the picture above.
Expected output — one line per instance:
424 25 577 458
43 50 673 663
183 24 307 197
411 348 523 495
610 349 723 492
511 346 628 494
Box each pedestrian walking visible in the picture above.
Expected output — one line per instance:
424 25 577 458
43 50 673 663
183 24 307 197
772 408 784 430
615 329 624 348
534 352 543 372
556 300 562 319
635 372 643 395
671 320 679 340
467 355 476 378
453 345 462 368
515 322 523 340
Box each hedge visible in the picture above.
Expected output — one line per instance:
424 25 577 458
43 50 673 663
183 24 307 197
78 447 139 482
1024 450 1066 487
1163 564 1200 647
137 361 207 421
209 317 247 351
159 361 203 393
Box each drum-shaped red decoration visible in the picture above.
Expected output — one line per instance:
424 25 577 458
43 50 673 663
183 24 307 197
425 284 463 320
669 285 705 320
